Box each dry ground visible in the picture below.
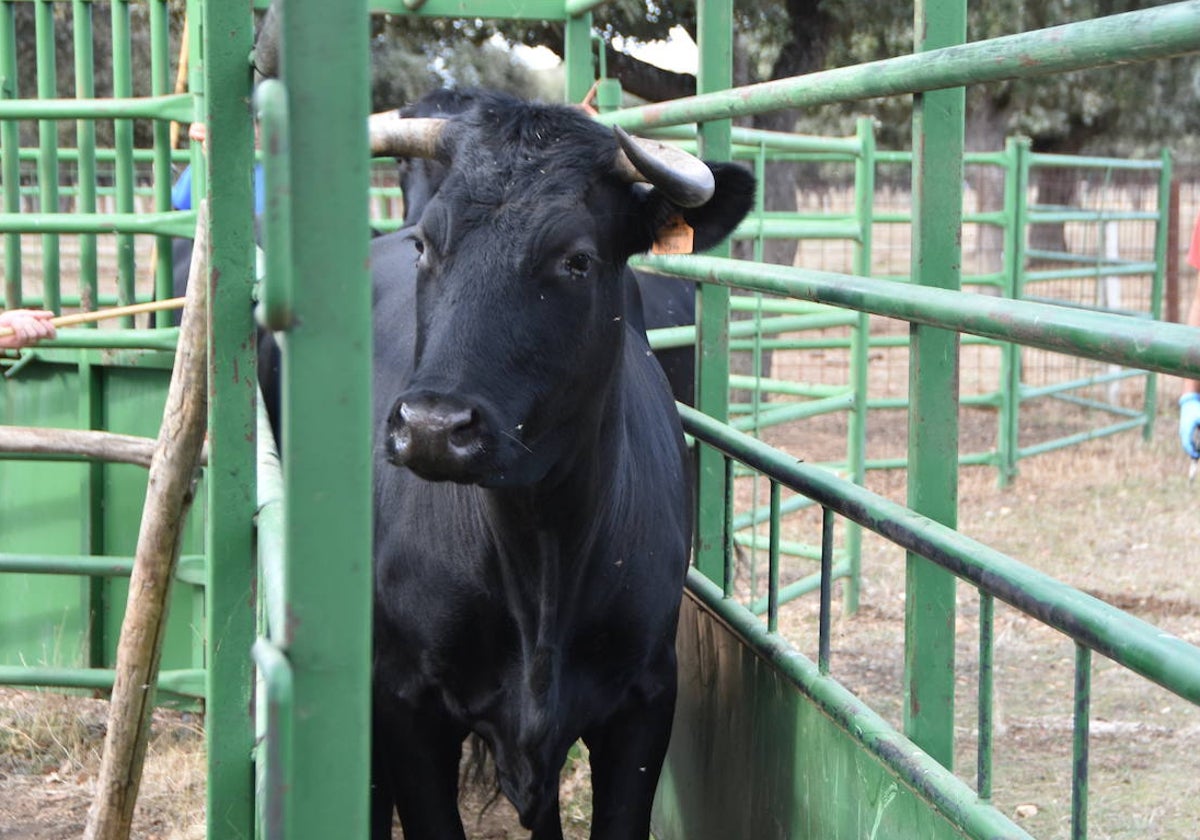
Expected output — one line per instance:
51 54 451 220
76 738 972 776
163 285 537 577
3 400 1198 839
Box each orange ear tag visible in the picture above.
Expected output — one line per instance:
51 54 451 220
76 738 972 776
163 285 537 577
652 214 694 255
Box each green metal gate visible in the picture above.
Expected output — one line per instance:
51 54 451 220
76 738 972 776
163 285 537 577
3 1 1200 839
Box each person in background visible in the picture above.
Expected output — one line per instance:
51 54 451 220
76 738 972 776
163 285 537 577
0 309 56 350
171 122 265 215
1178 212 1200 459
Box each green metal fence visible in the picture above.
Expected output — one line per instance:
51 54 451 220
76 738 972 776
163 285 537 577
3 1 1200 839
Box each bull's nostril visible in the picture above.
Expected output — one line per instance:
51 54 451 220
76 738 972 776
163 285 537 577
447 409 479 450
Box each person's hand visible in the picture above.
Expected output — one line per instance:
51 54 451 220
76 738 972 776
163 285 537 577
0 309 56 349
1180 393 1200 458
188 122 208 147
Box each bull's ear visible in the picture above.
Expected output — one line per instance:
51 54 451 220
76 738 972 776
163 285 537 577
648 162 756 254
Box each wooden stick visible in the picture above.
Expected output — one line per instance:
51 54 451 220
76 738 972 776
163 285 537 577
0 297 186 339
0 427 158 469
0 425 208 469
83 203 209 840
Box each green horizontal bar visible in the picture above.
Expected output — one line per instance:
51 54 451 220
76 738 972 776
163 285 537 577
734 217 862 241
27 328 181 351
1030 152 1164 171
732 488 820 532
685 571 1033 839
0 553 205 585
0 211 197 237
0 665 206 699
876 149 1008 166
646 124 864 156
363 0 569 19
649 310 859 350
747 560 854 616
730 393 856 432
727 375 847 398
15 146 191 165
735 532 823 561
599 5 1200 130
1023 263 1156 282
1024 249 1149 265
0 93 194 121
1028 209 1157 223
681 405 1200 704
1019 368 1146 401
633 254 1200 378
1016 417 1147 460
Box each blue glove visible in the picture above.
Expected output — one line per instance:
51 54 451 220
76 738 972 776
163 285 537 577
1180 393 1200 459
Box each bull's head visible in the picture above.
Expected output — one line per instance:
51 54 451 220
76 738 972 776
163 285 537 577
370 92 754 488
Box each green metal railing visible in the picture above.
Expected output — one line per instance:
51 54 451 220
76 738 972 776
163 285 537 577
3 1 1200 839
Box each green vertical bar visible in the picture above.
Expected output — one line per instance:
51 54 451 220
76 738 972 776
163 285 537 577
976 591 994 800
997 138 1026 486
562 12 593 104
187 0 206 205
150 0 173 324
282 0 373 835
1145 149 1171 440
79 357 107 668
1071 644 1091 840
818 507 834 674
34 0 59 313
203 0 256 835
845 116 874 614
693 0 733 583
0 0 22 306
766 481 780 634
73 0 98 314
904 0 964 772
111 0 135 321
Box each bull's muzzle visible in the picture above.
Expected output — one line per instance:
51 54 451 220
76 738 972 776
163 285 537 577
385 395 484 481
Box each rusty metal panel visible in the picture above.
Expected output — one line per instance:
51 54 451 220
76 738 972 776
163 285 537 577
654 593 1028 840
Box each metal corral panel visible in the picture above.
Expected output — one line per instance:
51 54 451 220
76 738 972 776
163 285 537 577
0 354 205 676
654 594 1020 840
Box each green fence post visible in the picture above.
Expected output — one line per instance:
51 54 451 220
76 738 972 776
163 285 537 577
280 0 374 835
72 0 98 314
33 0 59 313
149 0 173 324
845 115 875 614
563 11 594 104
203 0 257 835
110 0 136 321
1147 147 1172 440
0 1 20 306
905 0 964 772
693 0 734 583
997 138 1021 485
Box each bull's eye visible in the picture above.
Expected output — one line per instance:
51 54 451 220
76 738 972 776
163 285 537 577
404 232 428 269
564 252 592 278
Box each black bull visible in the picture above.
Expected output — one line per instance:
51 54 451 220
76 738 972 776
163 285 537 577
370 92 753 839
172 90 755 837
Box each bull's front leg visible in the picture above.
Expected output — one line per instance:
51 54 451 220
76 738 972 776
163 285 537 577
371 695 468 840
582 661 678 840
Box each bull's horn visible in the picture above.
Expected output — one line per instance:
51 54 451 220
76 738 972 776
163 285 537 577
612 126 715 208
369 112 447 159
252 1 282 85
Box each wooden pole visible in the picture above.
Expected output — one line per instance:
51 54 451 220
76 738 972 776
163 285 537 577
0 427 158 468
83 202 210 840
0 298 186 340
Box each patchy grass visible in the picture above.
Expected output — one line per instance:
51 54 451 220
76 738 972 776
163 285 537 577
0 687 206 840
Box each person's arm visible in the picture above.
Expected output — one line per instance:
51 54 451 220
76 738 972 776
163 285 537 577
0 309 56 350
